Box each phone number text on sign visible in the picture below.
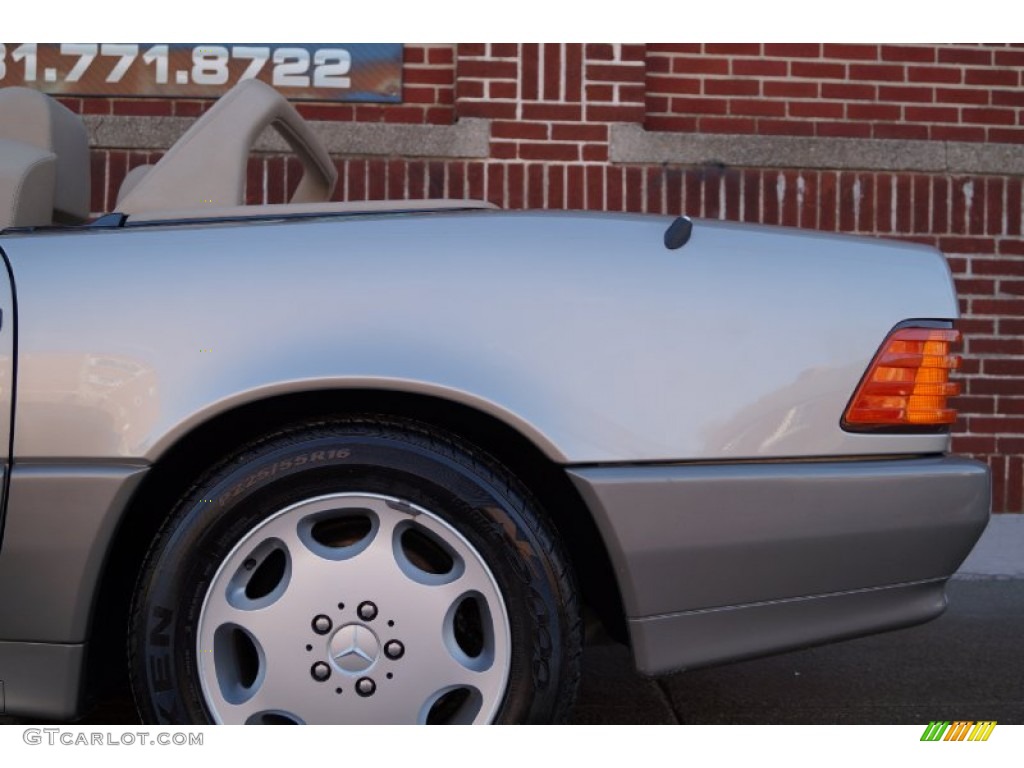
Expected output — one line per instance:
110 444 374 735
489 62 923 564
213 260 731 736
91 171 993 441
0 44 402 102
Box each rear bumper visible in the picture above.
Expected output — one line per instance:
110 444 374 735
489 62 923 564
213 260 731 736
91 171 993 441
568 456 990 675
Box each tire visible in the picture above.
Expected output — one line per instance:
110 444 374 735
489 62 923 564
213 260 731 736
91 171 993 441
129 417 581 724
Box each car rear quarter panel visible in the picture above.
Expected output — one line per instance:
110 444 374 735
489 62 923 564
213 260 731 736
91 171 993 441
0 211 958 465
0 210 971 712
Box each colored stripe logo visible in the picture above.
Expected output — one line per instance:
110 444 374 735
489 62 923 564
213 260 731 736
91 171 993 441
920 721 997 741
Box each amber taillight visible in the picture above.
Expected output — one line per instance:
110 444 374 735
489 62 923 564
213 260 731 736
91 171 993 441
843 327 961 430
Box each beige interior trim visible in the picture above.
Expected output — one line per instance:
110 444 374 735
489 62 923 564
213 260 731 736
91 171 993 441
118 79 338 216
116 164 153 207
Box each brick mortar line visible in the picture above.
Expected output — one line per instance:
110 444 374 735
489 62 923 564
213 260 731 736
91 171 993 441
647 51 1021 57
643 95 1019 102
644 68 1021 75
645 72 1016 80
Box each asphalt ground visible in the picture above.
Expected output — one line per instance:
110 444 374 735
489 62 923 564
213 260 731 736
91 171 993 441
3 517 1021 726
572 578 1024 725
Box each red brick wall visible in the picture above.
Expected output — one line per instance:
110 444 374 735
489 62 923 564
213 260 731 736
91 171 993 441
76 43 1024 511
645 43 1024 142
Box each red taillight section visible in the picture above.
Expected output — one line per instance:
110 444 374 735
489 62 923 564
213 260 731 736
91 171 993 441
843 328 962 429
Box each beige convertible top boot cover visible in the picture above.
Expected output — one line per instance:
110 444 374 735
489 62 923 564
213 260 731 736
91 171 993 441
117 79 338 216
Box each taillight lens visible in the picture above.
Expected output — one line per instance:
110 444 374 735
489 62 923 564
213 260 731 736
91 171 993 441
843 327 961 430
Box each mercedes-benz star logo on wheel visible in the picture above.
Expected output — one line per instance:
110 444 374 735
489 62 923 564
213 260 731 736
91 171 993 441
329 624 381 673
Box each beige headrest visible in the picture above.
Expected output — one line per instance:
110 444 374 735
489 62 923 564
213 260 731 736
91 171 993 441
0 87 91 223
0 138 56 228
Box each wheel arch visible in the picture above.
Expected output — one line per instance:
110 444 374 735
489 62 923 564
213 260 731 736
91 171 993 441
85 387 626 704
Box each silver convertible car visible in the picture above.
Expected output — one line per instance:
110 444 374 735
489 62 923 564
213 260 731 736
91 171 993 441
0 80 990 724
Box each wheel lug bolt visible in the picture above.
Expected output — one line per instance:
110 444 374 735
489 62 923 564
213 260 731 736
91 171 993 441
384 640 404 660
357 601 378 621
311 662 331 682
311 615 332 635
355 677 376 697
